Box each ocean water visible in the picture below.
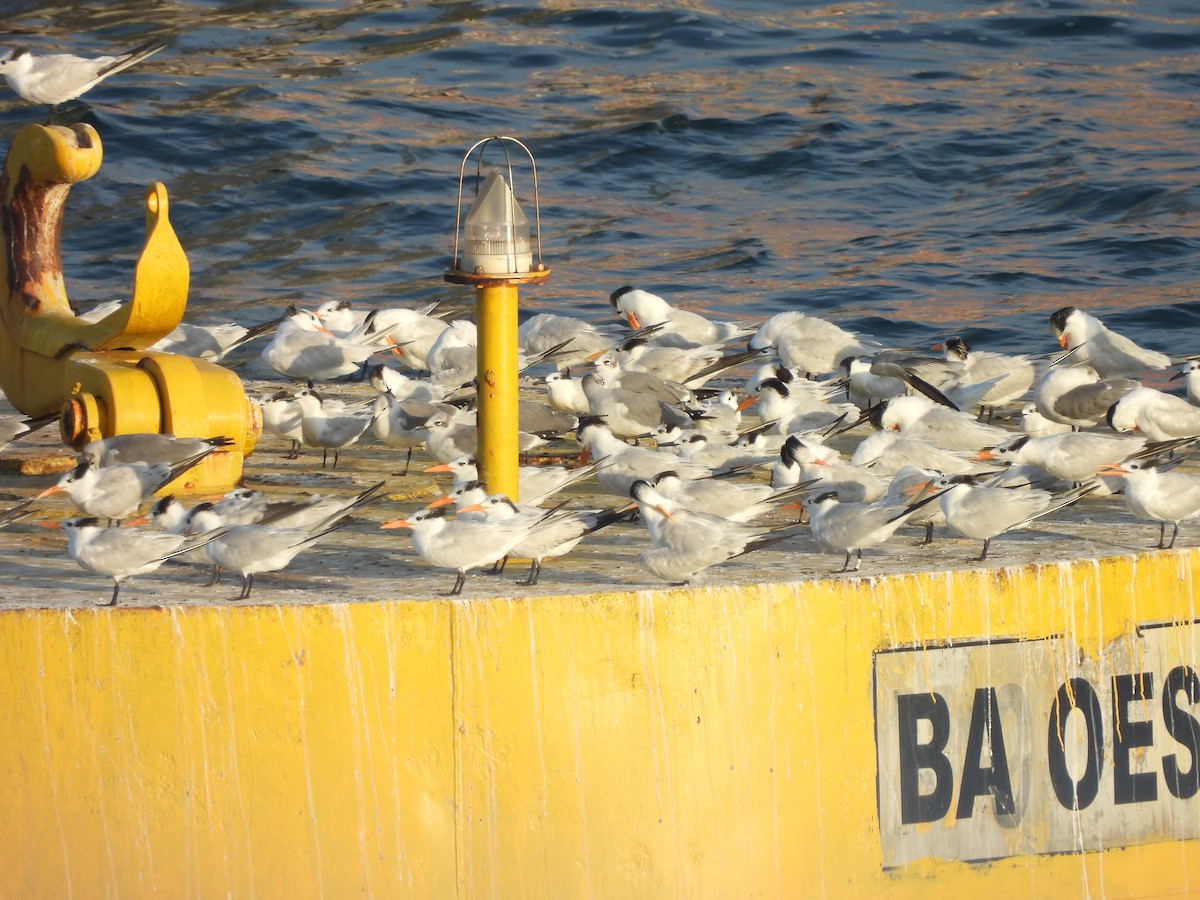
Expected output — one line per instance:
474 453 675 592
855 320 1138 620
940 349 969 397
1 0 1198 361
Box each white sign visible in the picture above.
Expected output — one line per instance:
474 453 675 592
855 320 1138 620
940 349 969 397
874 620 1200 867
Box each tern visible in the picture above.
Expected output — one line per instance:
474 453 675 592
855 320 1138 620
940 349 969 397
261 307 386 381
978 432 1148 485
749 311 881 378
1050 306 1171 377
611 286 752 348
0 40 166 120
936 475 1098 561
42 516 212 606
805 490 941 573
424 455 598 506
197 481 384 599
519 312 621 370
0 411 57 452
36 447 218 523
293 386 376 468
581 372 677 439
148 316 281 362
79 433 234 468
1032 364 1139 428
371 390 437 475
940 336 1038 416
260 391 304 458
1106 386 1200 442
871 395 1010 452
1100 458 1200 549
1170 361 1200 406
380 506 545 596
628 479 803 584
577 417 710 497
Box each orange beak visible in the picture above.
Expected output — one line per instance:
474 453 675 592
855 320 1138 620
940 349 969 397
973 449 997 461
426 495 454 509
458 503 487 515
379 518 412 530
736 394 758 412
654 504 673 521
35 484 63 500
578 448 591 466
625 311 641 330
1097 463 1127 476
424 462 453 473
1058 334 1068 349
34 520 62 530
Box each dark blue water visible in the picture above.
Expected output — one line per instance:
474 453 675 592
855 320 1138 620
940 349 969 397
2 1 1198 360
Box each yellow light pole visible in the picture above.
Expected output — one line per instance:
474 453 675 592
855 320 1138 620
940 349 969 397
445 137 549 501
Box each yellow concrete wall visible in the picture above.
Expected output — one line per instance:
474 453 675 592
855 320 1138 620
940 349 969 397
0 553 1196 897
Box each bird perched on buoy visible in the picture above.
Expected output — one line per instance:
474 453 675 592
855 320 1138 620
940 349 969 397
0 40 167 121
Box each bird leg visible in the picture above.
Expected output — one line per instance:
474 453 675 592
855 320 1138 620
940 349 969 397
1167 522 1180 550
205 564 223 586
1156 522 1167 550
400 447 413 477
974 538 992 562
447 571 466 596
518 559 541 586
237 573 254 600
922 521 934 545
103 581 120 607
489 555 509 575
288 439 301 460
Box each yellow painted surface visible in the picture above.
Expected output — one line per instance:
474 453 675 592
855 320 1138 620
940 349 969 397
474 282 521 501
0 553 1196 897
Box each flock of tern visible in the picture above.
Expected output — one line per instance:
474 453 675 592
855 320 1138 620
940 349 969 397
3 286 1199 606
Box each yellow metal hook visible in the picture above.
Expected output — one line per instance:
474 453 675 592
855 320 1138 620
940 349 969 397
0 123 258 493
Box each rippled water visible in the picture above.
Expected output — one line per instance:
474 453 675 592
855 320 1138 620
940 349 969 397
2 1 1198 360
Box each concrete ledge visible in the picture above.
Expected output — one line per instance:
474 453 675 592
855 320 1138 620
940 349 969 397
1 552 1196 897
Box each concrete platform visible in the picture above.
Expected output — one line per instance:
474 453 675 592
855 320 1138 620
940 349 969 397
1 382 1197 898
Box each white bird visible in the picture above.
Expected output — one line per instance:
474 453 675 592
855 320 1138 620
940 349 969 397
425 319 479 388
588 349 693 404
347 304 450 372
772 434 886 502
940 336 1038 416
148 316 280 362
883 466 948 545
979 432 1147 485
628 479 801 584
850 430 978 477
293 386 375 468
747 376 857 434
0 411 56 452
804 490 939 572
1032 364 1139 428
1049 306 1171 377
1018 402 1073 437
371 390 437 475
610 286 751 348
1169 360 1200 406
749 311 881 377
936 475 1097 560
259 391 304 458
36 448 217 522
418 407 547 464
648 469 809 523
367 365 446 403
444 490 626 586
581 372 675 439
261 307 386 381
380 506 546 595
79 433 234 468
0 40 166 119
1100 458 1200 549
873 395 1010 452
577 417 709 497
424 454 598 506
543 371 589 414
197 481 384 599
518 312 620 370
1107 386 1200 441
41 516 199 606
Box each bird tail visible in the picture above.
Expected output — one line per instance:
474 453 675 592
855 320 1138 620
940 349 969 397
100 40 168 78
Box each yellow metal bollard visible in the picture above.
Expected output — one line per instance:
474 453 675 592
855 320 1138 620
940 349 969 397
0 123 258 494
445 138 549 501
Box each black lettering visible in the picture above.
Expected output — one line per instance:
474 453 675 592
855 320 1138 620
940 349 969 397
956 687 1015 819
897 692 954 824
1047 678 1103 810
1162 665 1200 800
1113 673 1156 804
